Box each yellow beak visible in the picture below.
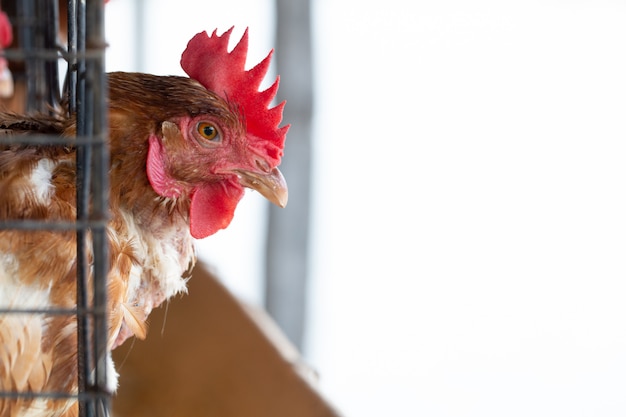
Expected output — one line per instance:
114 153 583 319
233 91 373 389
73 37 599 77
235 167 288 208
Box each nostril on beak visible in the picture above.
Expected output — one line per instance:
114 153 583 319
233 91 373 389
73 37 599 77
255 159 271 173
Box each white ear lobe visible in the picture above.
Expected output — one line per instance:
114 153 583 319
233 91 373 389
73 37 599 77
161 121 182 141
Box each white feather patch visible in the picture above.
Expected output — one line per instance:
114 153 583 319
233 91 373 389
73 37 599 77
0 273 51 309
118 209 191 312
0 252 20 286
29 158 56 204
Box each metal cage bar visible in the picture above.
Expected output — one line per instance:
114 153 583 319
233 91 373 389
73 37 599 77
0 1 110 416
74 1 110 416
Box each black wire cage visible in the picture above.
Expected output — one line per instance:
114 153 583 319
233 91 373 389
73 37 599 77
0 1 110 416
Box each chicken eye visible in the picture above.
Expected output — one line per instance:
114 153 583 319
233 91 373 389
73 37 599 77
196 122 220 142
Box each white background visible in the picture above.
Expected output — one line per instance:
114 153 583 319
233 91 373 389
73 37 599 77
105 1 626 416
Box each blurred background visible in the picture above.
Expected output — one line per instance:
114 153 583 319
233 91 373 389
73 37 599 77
103 1 626 416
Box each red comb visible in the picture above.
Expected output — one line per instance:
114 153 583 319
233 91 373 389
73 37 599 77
180 28 288 165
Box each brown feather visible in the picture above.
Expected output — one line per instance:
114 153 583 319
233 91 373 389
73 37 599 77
0 71 242 416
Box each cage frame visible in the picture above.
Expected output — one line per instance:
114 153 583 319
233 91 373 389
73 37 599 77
0 1 110 417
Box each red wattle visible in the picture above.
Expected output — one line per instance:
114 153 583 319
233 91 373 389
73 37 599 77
189 183 244 239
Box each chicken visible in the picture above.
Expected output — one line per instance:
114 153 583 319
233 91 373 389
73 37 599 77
0 6 13 98
0 27 288 417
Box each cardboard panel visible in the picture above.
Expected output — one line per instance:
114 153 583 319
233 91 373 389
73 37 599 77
113 264 342 417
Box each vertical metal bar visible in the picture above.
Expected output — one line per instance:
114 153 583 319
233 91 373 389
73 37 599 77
42 0 60 108
75 1 93 416
67 0 77 114
16 0 37 111
86 1 109 415
75 1 109 416
266 0 313 350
